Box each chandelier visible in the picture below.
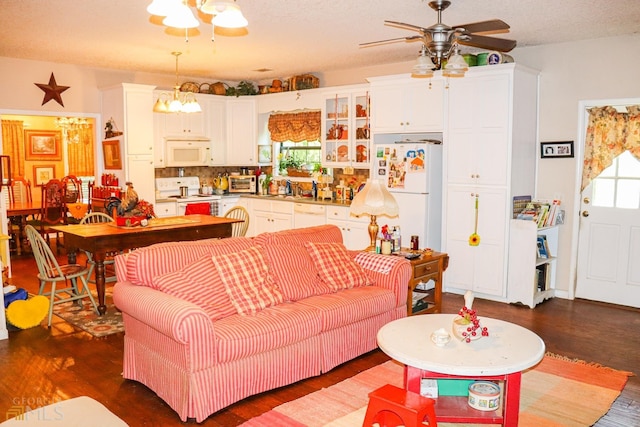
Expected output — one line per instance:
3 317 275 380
55 117 90 144
147 0 248 41
153 52 202 114
411 43 468 79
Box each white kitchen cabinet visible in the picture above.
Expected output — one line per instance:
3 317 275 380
325 205 370 250
162 93 208 138
155 201 177 218
207 97 226 166
444 187 509 297
443 64 539 301
249 198 293 235
321 85 371 169
220 196 240 217
293 203 326 229
507 221 558 308
367 75 444 133
101 83 155 203
226 97 257 166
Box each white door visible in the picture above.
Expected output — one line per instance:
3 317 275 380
576 150 640 307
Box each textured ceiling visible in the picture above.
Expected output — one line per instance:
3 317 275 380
1 0 639 83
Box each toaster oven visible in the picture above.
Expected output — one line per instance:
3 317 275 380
228 174 256 193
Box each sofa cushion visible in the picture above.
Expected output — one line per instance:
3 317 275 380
304 242 371 291
253 224 343 248
297 286 397 331
214 301 322 363
214 247 284 315
263 244 332 301
151 256 236 320
125 237 254 288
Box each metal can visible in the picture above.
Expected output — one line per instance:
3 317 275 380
411 235 419 250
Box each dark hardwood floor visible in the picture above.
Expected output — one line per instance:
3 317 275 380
1 244 638 426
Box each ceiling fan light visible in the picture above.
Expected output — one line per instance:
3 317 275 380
147 0 178 16
445 52 469 71
163 2 200 28
199 0 230 15
212 6 248 28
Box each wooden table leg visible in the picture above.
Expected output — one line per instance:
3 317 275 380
93 253 107 315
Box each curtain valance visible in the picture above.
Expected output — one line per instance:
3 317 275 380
267 110 321 143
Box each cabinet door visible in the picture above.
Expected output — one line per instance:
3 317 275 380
253 210 272 235
155 202 177 218
226 98 257 165
153 113 166 168
124 89 154 155
208 98 226 165
369 85 405 133
445 186 508 296
405 79 444 132
125 155 155 204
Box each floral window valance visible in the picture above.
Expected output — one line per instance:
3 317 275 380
267 109 321 143
582 105 640 191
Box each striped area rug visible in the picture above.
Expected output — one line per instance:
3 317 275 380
241 353 633 427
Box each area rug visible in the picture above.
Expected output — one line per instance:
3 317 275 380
52 290 124 337
241 353 633 427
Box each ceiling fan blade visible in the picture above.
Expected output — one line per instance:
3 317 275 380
452 19 510 34
360 35 423 47
458 34 517 52
384 20 429 34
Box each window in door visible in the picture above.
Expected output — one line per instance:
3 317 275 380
592 150 640 208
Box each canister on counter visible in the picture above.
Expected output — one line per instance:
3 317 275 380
411 235 419 251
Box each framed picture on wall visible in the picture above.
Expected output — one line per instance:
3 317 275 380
33 165 56 186
25 129 62 160
102 139 122 169
541 141 574 158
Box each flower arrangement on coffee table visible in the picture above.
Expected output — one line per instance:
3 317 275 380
452 291 489 343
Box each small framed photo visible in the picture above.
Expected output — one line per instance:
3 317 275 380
33 165 56 186
541 141 574 158
25 129 62 160
102 139 122 169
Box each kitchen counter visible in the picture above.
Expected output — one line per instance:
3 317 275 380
240 194 353 207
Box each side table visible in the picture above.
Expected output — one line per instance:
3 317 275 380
407 251 449 315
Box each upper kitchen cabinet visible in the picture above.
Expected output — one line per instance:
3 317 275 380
367 75 444 133
226 97 257 166
322 85 371 168
207 97 226 166
162 93 209 138
101 83 155 203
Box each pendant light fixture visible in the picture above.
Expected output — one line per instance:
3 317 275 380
153 52 202 114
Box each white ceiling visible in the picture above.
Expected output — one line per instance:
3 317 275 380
1 0 639 83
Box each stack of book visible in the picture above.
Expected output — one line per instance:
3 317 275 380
515 198 562 228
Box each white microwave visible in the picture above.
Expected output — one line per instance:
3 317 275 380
165 139 210 167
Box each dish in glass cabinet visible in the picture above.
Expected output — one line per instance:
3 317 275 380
356 145 368 162
337 145 349 162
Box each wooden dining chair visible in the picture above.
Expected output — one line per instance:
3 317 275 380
7 177 34 253
224 206 250 237
79 212 118 284
24 224 98 327
8 176 32 204
27 179 67 253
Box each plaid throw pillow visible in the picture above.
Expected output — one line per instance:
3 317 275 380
303 242 371 291
213 247 284 315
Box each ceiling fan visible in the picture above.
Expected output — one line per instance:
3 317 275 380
362 0 517 71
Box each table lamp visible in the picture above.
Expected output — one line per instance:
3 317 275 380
349 178 399 251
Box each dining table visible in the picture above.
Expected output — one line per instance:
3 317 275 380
7 201 40 255
51 214 240 315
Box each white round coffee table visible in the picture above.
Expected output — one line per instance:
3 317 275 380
377 314 545 425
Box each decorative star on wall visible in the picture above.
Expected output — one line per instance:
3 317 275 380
34 73 70 107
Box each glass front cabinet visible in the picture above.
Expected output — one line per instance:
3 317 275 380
321 86 371 169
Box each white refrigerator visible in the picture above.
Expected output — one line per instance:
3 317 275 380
372 142 443 251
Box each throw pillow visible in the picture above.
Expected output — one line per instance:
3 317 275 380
303 241 372 291
262 244 332 301
152 256 236 320
214 247 284 315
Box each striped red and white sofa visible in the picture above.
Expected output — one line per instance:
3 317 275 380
113 224 411 422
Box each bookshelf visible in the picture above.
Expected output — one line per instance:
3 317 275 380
507 219 559 308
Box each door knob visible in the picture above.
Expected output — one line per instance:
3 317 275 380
583 197 590 204
582 211 589 217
